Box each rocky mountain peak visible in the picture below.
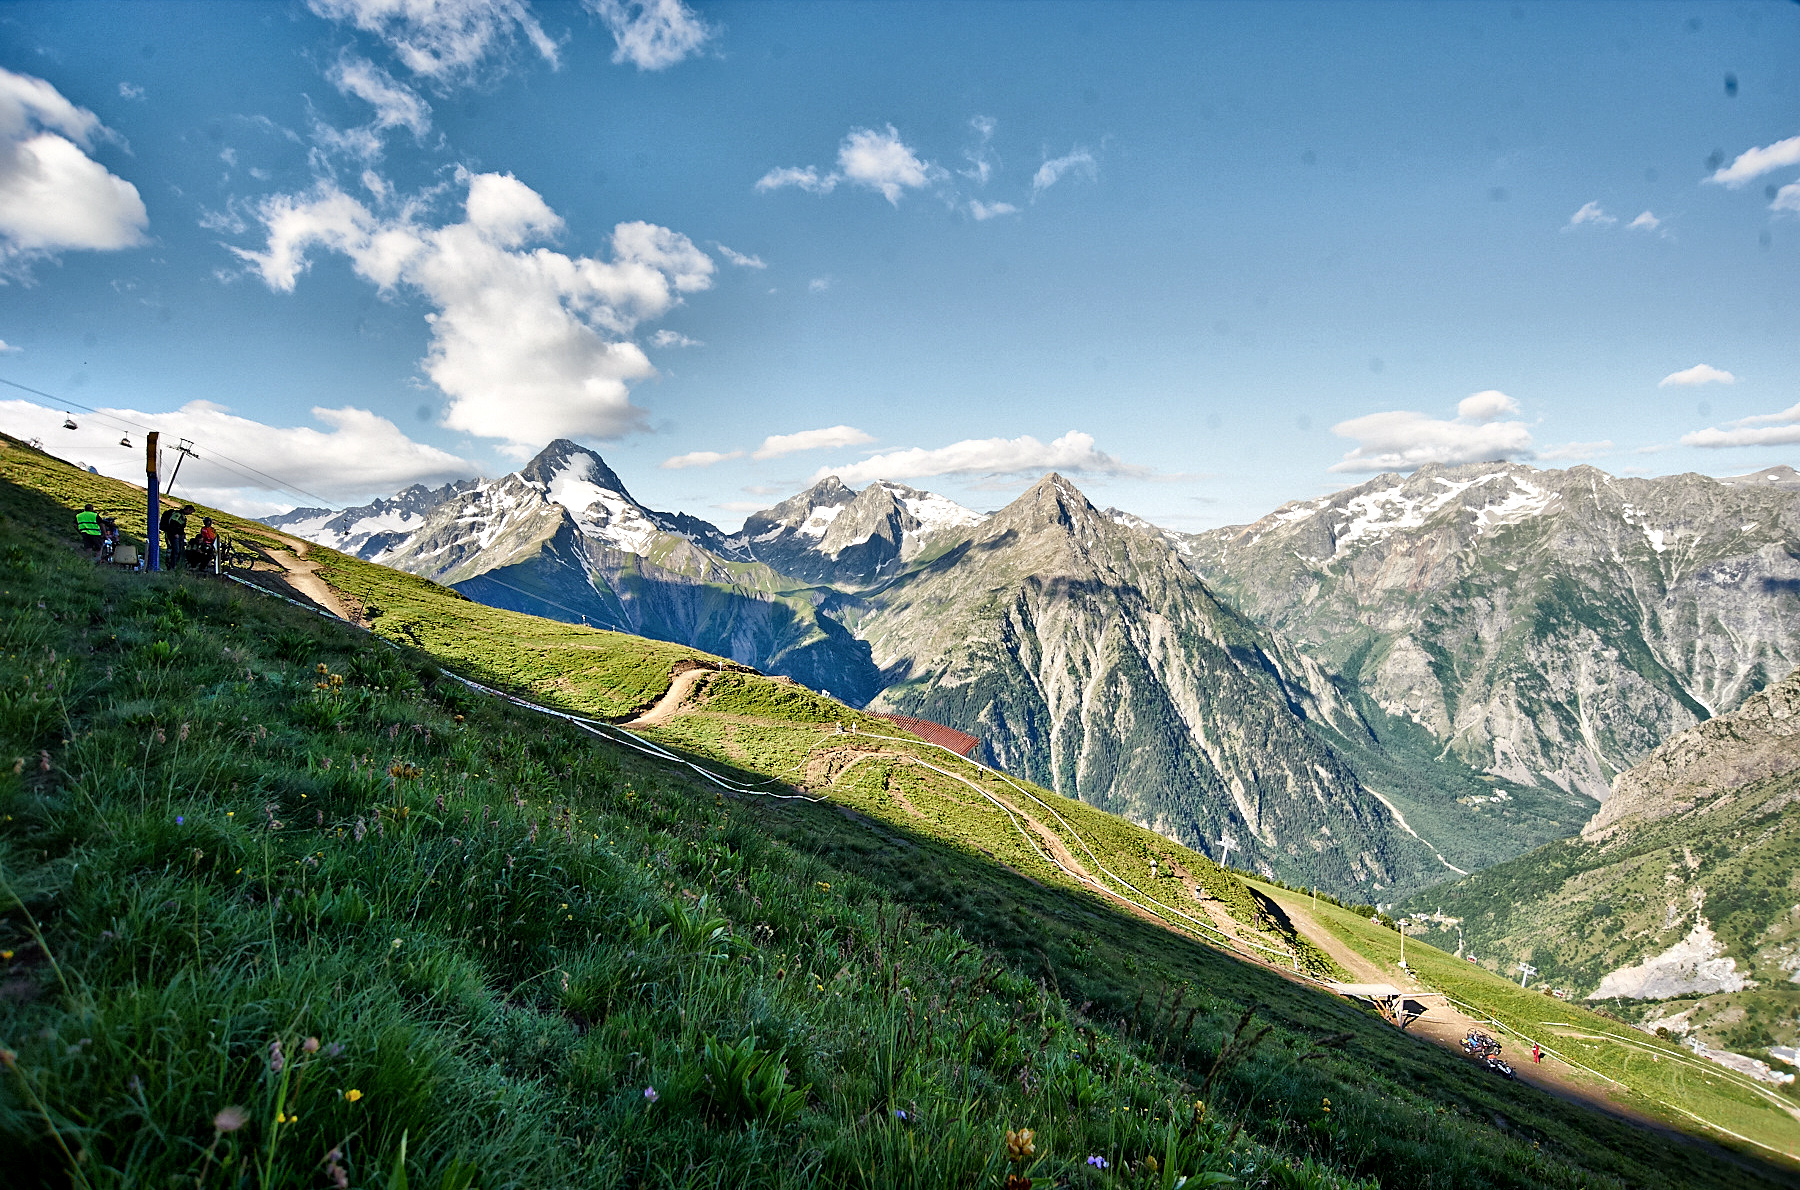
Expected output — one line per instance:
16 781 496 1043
989 472 1103 536
519 439 631 500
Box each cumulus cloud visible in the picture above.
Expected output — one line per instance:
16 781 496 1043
232 170 714 448
1659 364 1735 387
1538 440 1614 461
0 397 473 509
712 242 764 268
969 199 1017 221
1565 200 1615 229
1706 133 1800 188
649 328 700 347
660 448 742 469
1682 403 1800 449
0 68 148 275
1627 210 1662 232
327 52 432 138
307 0 558 83
753 425 874 460
586 0 712 70
1774 183 1800 215
808 430 1145 486
757 125 939 206
1031 148 1095 194
1330 391 1533 473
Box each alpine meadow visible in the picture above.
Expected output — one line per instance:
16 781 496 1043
3 3 1800 1189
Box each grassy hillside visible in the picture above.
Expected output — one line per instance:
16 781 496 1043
2 435 1795 1189
1254 881 1800 1162
1399 764 1800 1074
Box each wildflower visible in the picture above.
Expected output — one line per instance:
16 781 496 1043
0 951 11 961
39 749 52 770
126 1074 143 1095
1322 1097 1331 1113
325 1148 350 1190
644 1086 659 1103
391 938 402 951
178 723 190 742
302 1037 320 1054
0 1048 15 1068
268 1040 284 1074
1002 1177 1031 1190
894 1109 908 1120
343 1088 363 1102
816 881 831 892
1005 1128 1036 1162
325 1042 344 1058
213 1106 247 1132
175 816 184 825
1086 1156 1109 1170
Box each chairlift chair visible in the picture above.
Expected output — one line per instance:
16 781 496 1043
62 414 78 430
120 436 132 448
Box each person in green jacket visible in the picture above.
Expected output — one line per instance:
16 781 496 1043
159 504 193 568
75 503 103 553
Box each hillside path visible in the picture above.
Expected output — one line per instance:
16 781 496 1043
621 667 712 727
1267 889 1676 1137
247 534 357 623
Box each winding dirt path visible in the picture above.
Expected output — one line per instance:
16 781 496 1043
620 667 712 727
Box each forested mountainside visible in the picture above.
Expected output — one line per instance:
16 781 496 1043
1183 462 1800 801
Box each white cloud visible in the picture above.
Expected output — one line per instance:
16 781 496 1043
307 0 559 83
754 165 836 195
1330 391 1533 473
327 53 432 138
1706 134 1800 188
1627 210 1661 231
1659 364 1736 387
0 68 148 275
1565 200 1615 229
807 276 830 293
1773 183 1800 214
1682 403 1800 449
586 0 712 70
712 242 765 268
649 328 700 347
1455 389 1519 423
753 425 874 460
233 170 714 449
118 82 144 101
961 115 997 185
0 339 19 352
837 125 936 205
808 429 1146 486
1031 148 1095 194
0 397 473 508
660 448 742 469
1538 440 1614 461
969 199 1018 221
756 125 939 206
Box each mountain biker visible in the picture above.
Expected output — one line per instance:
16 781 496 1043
159 504 193 568
193 518 219 569
76 503 103 553
98 517 120 563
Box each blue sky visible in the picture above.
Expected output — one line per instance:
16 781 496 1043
0 0 1796 529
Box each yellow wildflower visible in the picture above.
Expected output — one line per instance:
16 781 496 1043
1005 1128 1036 1162
343 1089 363 1102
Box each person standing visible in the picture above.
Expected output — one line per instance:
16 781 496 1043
160 503 193 568
1531 1043 1542 1064
76 503 103 553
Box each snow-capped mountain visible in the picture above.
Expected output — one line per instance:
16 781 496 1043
1182 461 1800 800
732 477 985 585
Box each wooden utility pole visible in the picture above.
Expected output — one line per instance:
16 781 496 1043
146 431 160 571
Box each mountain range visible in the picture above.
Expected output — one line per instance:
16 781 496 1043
269 444 1800 903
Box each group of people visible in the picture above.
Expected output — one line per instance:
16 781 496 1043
75 501 220 569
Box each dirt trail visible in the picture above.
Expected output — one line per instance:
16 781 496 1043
621 667 712 727
1266 888 1667 1131
247 534 357 623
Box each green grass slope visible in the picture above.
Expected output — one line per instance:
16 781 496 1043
0 437 1793 1189
1254 882 1800 1158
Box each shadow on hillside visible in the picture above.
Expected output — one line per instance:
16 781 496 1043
612 727 1799 1190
